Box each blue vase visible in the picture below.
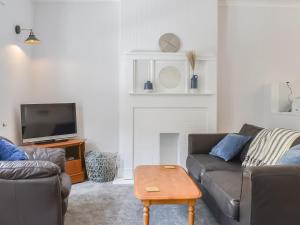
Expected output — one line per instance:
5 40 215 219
191 75 198 89
144 81 153 90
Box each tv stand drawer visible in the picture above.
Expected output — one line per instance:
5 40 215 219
70 172 85 184
66 159 82 175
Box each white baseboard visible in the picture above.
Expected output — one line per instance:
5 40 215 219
113 178 133 185
117 168 133 179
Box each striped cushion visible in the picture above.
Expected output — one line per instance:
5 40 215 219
243 128 300 167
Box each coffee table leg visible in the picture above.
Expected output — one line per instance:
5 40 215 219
188 200 195 225
143 201 150 225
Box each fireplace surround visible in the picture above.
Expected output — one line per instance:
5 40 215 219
119 51 217 178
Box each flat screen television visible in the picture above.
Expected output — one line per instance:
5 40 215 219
21 103 77 143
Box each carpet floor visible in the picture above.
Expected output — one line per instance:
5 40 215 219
64 182 220 225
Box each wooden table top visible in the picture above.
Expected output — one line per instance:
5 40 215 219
134 165 202 201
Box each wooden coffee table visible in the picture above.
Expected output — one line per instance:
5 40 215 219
134 165 201 225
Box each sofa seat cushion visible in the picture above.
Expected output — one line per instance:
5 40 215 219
202 170 242 220
186 154 241 181
60 172 72 199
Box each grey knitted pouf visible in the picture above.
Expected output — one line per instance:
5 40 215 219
85 151 118 183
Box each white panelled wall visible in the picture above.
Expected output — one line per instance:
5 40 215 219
0 0 33 142
1 0 300 178
31 1 120 152
120 0 217 54
219 0 300 132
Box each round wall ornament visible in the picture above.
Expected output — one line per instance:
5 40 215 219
159 66 181 89
159 33 181 52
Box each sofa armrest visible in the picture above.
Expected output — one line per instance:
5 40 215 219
22 146 66 172
240 166 300 225
188 133 228 154
0 176 63 225
0 161 60 180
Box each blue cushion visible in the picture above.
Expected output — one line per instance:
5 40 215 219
210 134 251 161
277 144 300 165
0 139 27 161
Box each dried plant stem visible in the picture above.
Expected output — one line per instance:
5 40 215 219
186 51 197 74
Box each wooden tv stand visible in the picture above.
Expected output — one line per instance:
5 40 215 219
34 139 86 184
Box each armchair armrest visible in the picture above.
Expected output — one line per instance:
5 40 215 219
22 146 66 172
0 176 63 225
188 133 227 154
0 160 60 180
240 166 300 225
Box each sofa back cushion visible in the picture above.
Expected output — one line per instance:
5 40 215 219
23 147 66 172
0 160 60 180
239 124 264 162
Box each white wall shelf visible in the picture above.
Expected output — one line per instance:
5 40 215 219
271 81 300 113
272 112 300 116
126 51 217 95
126 51 216 61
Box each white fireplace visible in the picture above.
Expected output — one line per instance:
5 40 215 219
133 107 210 167
119 52 217 178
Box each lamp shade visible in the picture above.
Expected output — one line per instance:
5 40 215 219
24 31 40 45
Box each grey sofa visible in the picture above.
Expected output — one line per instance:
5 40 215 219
0 137 72 225
186 124 300 225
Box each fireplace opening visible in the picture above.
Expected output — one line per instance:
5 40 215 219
159 133 179 165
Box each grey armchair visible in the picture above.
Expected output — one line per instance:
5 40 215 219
0 137 72 225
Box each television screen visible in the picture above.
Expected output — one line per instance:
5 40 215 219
21 103 77 142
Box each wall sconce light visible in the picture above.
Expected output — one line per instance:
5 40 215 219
15 25 41 45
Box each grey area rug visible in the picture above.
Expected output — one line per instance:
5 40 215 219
64 182 219 225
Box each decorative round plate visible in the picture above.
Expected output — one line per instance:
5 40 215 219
159 33 181 52
159 66 181 89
